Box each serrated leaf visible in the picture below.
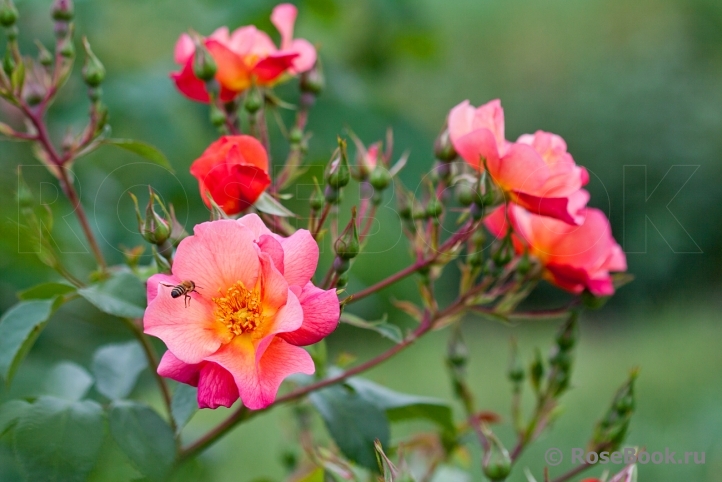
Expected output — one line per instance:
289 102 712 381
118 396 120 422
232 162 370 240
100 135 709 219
0 297 61 385
13 397 105 482
347 378 455 435
92 341 147 400
339 313 403 344
254 191 296 217
78 272 146 319
104 139 173 171
309 384 390 470
109 401 176 481
44 361 94 401
171 384 197 434
18 282 76 300
0 400 30 437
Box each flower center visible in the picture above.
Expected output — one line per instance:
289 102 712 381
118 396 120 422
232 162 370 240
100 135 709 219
213 281 263 336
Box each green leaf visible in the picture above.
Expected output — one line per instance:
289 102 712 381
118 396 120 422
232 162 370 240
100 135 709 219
78 272 146 319
11 61 25 93
0 400 30 437
92 341 147 400
309 384 390 470
0 298 61 385
44 361 94 401
18 282 76 300
340 313 403 344
13 397 105 482
104 139 173 171
253 192 296 217
108 401 176 481
346 378 455 435
171 384 197 434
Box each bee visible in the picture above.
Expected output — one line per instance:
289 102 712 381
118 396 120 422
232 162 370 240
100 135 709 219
158 280 200 307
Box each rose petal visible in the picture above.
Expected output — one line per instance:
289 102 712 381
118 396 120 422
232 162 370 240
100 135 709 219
147 273 180 304
280 282 339 346
157 350 200 386
197 362 240 409
277 229 318 287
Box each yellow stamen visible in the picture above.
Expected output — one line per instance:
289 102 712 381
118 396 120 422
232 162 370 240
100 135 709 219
213 281 264 336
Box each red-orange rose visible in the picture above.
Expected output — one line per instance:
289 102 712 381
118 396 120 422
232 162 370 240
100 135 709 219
190 135 271 215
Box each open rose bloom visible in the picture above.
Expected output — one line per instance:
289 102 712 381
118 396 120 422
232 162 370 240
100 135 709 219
172 3 316 102
144 215 339 409
190 135 271 215
485 205 627 296
448 100 589 225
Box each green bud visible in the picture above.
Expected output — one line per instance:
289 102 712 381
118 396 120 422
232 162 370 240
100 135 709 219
35 40 53 67
335 208 360 260
456 182 474 206
58 37 75 58
482 434 512 481
369 165 392 191
446 330 468 369
434 127 457 162
324 185 341 204
81 37 105 87
335 270 349 289
87 86 102 102
470 202 484 221
0 0 19 28
3 48 15 76
591 370 638 451
332 256 350 274
467 251 483 268
51 0 74 21
426 197 443 218
309 179 324 211
299 61 324 95
529 348 544 393
130 188 171 246
244 86 262 114
372 189 384 206
209 103 226 127
289 126 303 144
192 41 217 82
508 341 525 383
492 235 514 267
326 138 350 189
555 312 578 351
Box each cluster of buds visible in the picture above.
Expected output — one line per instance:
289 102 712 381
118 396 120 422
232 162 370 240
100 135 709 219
52 0 74 59
130 187 186 270
589 370 638 454
546 311 578 397
332 207 360 289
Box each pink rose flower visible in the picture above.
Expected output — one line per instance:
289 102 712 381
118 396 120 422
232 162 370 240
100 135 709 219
144 214 339 410
448 100 590 225
172 3 317 103
485 204 627 296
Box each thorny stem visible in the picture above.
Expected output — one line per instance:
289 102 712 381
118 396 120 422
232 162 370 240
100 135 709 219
180 301 470 460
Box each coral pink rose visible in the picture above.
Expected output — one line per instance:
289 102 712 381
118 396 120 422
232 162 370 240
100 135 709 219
172 3 317 103
190 135 271 215
144 214 339 409
485 205 627 296
448 100 589 225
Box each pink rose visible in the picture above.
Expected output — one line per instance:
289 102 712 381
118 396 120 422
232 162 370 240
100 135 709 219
144 214 339 409
448 100 589 225
485 204 627 296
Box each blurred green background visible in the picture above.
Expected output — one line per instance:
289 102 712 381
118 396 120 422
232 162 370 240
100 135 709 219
1 0 721 480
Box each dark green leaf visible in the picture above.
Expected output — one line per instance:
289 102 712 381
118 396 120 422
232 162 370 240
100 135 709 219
13 397 105 482
254 192 296 217
109 401 176 481
171 384 197 434
44 361 94 401
104 139 173 171
0 400 30 437
340 313 403 344
18 282 76 300
347 378 455 434
92 341 147 400
309 384 390 470
78 272 146 319
0 298 61 385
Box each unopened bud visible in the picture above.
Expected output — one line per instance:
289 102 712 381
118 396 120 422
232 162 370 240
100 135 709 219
326 138 350 189
289 126 303 144
335 270 349 289
434 127 457 162
508 341 525 383
309 179 324 211
446 330 468 369
482 434 512 481
332 256 350 274
369 165 391 191
192 40 217 82
555 312 578 351
244 86 262 114
35 40 53 67
324 185 341 204
129 188 171 246
299 61 324 95
335 208 360 260
426 197 443 218
530 348 544 393
0 0 18 28
81 37 105 87
3 49 15 76
209 103 226 127
456 182 474 207
492 235 514 267
58 37 75 58
51 0 74 21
